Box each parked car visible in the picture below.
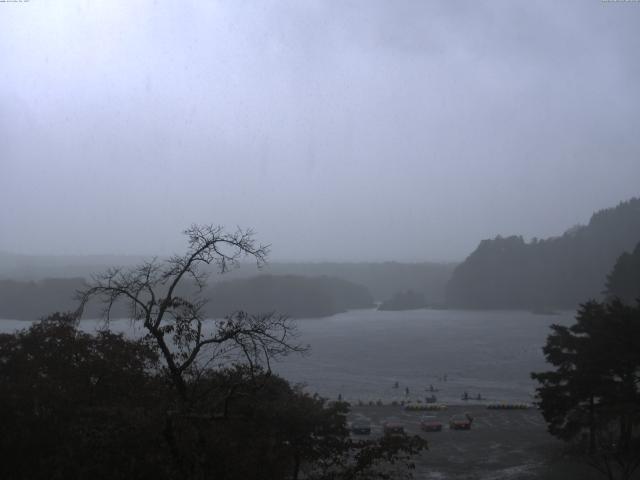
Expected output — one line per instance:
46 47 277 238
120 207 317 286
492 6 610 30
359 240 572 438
449 413 473 430
351 422 371 435
383 422 405 436
420 415 443 432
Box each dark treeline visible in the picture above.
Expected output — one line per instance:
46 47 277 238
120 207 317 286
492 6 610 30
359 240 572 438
0 313 426 480
446 198 640 309
253 262 455 304
0 277 89 320
207 275 373 318
0 274 373 320
0 255 456 305
378 290 428 311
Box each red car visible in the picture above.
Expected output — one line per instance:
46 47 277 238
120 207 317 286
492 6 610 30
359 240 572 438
449 413 473 430
383 422 405 436
420 415 443 432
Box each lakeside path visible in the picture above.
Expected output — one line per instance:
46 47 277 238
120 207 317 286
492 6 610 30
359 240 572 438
348 405 601 480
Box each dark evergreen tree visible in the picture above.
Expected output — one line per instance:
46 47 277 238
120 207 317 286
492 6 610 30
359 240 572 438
531 300 640 480
605 242 640 305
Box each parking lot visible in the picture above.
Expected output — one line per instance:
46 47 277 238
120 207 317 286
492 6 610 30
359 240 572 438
348 405 602 480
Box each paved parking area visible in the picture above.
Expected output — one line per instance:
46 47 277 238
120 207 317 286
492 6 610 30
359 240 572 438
348 405 603 480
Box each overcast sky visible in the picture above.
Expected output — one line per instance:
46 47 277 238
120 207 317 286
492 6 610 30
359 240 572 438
1 1 639 262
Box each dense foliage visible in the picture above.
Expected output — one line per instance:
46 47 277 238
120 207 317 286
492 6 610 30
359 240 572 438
531 300 640 480
0 313 168 479
446 198 640 309
0 314 427 480
605 242 640 305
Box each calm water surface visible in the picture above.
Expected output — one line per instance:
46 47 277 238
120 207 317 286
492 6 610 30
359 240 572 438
1 308 574 404
272 308 574 404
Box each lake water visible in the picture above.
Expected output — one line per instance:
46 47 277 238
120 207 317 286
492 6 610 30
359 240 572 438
0 308 574 405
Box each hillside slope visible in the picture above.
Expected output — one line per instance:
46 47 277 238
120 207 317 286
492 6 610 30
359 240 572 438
446 198 640 309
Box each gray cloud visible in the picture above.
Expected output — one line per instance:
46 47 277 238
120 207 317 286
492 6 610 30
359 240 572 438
1 0 639 261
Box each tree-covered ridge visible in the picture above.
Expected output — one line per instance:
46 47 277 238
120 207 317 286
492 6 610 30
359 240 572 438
0 277 88 320
207 274 374 319
446 197 640 309
0 274 373 320
0 255 456 307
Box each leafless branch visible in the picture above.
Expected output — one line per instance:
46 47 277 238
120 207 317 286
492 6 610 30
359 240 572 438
75 224 301 402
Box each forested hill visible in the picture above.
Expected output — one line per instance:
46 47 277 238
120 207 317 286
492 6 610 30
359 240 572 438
206 275 373 319
0 256 455 305
0 274 373 320
446 198 640 309
252 262 455 304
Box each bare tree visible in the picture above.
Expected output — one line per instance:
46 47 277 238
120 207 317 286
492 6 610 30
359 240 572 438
76 224 305 401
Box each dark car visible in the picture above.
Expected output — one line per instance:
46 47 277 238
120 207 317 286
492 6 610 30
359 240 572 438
351 422 371 435
420 415 443 432
383 422 405 436
449 413 473 430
